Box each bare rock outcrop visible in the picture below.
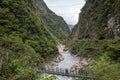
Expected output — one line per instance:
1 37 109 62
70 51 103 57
71 58 94 70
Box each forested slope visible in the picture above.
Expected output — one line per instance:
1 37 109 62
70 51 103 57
70 0 120 80
71 0 120 40
35 0 70 41
0 0 58 79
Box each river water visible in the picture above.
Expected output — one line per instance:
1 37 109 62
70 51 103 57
54 45 80 80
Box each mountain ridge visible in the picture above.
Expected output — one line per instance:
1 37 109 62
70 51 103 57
0 0 68 79
70 1 120 79
71 0 120 40
34 0 70 41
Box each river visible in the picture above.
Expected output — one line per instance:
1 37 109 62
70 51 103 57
54 45 80 80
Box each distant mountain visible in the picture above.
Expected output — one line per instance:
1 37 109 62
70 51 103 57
68 24 74 31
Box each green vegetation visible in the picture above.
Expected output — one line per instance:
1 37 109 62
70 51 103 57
43 75 56 80
33 0 70 42
0 0 58 79
72 39 120 61
73 54 120 80
77 0 120 39
92 55 120 80
41 14 70 42
71 39 120 80
37 74 56 80
70 0 120 80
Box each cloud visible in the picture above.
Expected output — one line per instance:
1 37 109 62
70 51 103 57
44 0 85 25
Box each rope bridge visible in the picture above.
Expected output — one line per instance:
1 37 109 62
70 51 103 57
37 67 95 79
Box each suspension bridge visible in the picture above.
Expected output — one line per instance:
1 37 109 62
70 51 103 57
37 67 95 80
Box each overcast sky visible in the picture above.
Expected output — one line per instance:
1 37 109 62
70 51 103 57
44 0 85 25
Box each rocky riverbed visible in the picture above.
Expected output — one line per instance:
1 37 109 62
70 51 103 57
45 44 93 80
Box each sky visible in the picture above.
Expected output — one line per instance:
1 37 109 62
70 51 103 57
44 0 86 25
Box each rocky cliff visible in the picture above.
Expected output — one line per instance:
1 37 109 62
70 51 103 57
34 0 70 41
70 1 120 79
71 0 120 40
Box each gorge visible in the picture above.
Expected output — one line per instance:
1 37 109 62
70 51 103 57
0 0 120 80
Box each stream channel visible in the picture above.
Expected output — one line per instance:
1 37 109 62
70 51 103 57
49 45 81 80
